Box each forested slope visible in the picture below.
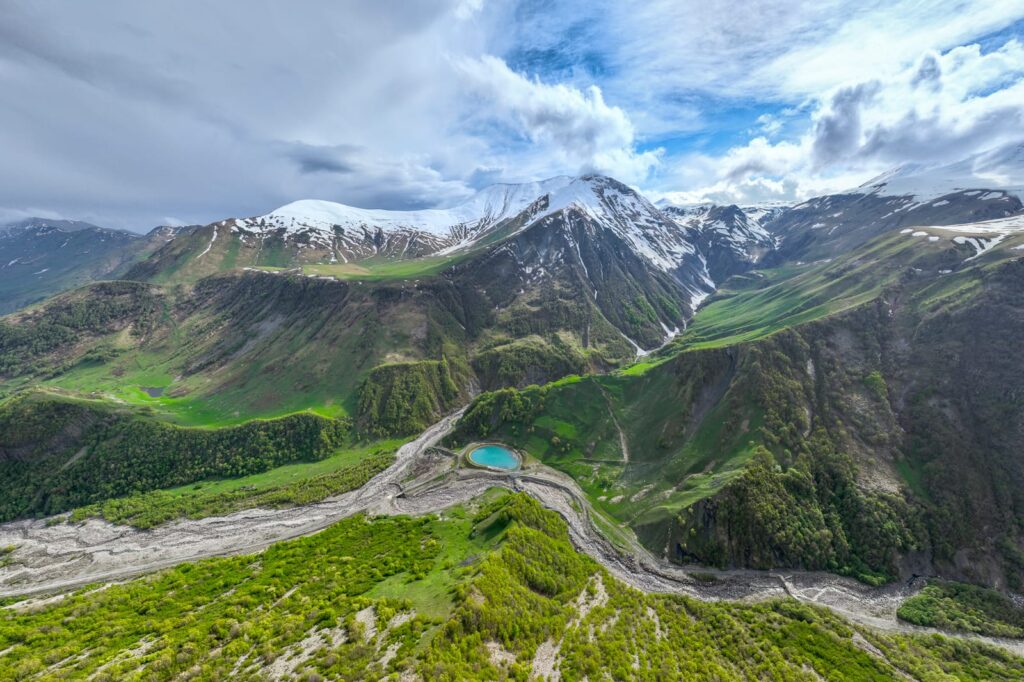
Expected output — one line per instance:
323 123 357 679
2 493 1021 680
0 391 350 520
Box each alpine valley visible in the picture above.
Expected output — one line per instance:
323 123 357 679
3 140 1024 680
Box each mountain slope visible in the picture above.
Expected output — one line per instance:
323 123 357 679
8 143 1024 596
0 175 719 526
451 206 1024 587
0 218 194 315
0 218 141 314
767 140 1024 264
126 175 711 353
127 176 713 312
663 203 779 285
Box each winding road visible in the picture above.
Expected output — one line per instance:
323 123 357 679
2 410 1022 657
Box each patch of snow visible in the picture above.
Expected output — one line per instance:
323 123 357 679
658 320 680 345
927 213 1024 235
953 235 1008 261
690 288 711 310
197 225 218 259
620 331 650 358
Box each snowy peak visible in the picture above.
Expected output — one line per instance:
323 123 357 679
244 174 664 244
246 176 576 238
534 175 702 274
661 203 780 284
225 174 705 274
855 139 1024 201
544 175 653 218
663 204 775 247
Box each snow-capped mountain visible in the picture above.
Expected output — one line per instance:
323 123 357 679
251 176 574 237
226 175 702 273
663 204 774 249
855 139 1024 202
661 203 781 283
131 175 716 352
151 175 709 290
533 175 702 275
0 217 131 240
223 177 577 262
763 141 1024 263
447 175 712 350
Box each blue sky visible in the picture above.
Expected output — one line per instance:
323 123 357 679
1 0 1023 229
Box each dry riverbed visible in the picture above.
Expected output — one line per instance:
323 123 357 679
2 410 1023 657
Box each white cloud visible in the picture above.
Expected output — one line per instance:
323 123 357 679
454 55 662 184
1 1 1022 226
665 37 1024 203
592 0 1024 100
454 0 484 20
756 114 783 136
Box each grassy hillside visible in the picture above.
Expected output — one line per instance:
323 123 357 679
449 312 917 583
680 227 986 350
0 273 470 429
0 240 650 437
2 493 1021 680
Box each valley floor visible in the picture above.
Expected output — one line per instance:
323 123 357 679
2 411 1023 660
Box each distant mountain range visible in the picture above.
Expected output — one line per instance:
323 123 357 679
0 218 191 314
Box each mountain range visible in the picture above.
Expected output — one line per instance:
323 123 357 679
2 139 1024 621
0 218 190 314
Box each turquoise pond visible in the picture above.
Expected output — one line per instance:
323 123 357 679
469 444 521 470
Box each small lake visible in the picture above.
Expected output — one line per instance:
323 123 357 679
469 444 521 471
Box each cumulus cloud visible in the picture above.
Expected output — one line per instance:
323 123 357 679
669 37 1024 203
454 55 661 184
454 0 484 20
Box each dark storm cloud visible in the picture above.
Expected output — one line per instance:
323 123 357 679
282 143 360 175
